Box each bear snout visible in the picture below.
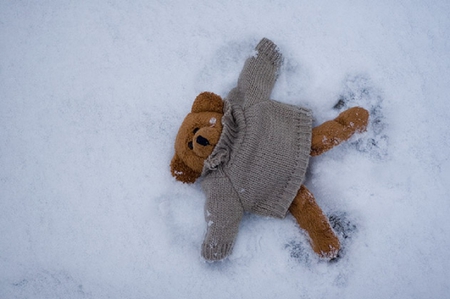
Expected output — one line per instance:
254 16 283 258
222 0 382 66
196 135 210 146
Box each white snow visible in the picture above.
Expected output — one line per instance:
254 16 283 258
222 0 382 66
1 1 450 298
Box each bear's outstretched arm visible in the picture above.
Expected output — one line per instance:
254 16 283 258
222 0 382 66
229 38 283 108
201 177 244 261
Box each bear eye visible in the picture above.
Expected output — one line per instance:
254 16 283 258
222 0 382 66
188 141 193 150
193 128 199 134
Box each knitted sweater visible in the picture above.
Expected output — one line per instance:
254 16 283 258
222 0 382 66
201 38 312 261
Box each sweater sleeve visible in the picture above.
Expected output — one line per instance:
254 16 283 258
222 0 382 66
201 176 244 261
230 38 282 108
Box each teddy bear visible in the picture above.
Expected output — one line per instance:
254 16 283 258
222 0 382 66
170 38 369 261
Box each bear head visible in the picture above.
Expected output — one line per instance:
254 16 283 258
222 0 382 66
170 92 224 183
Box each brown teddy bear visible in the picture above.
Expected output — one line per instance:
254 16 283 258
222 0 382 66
171 38 369 261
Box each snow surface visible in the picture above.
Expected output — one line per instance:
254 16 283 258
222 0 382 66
1 1 450 298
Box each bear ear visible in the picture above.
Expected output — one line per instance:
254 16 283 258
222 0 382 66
191 92 224 113
170 154 201 184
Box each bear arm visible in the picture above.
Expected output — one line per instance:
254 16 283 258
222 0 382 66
201 177 244 261
234 38 282 108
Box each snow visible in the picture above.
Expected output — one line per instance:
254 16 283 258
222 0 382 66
1 0 450 298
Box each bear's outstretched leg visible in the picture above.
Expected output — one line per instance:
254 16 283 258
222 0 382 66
311 107 369 156
289 185 340 259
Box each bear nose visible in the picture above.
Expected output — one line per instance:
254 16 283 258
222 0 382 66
196 135 210 146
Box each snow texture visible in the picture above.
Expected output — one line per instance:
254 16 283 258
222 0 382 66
1 1 450 298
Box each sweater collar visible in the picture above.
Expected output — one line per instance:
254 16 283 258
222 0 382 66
202 100 240 173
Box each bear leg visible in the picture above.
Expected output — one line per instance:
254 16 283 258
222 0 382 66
289 185 340 259
311 107 369 156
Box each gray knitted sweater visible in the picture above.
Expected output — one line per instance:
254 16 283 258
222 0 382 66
201 38 312 261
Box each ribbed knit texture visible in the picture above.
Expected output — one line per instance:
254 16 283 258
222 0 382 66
200 38 313 261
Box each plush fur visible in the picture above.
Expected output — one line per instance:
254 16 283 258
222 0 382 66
171 92 369 259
